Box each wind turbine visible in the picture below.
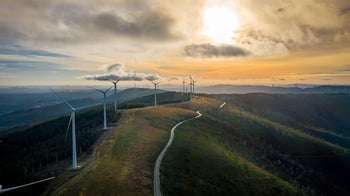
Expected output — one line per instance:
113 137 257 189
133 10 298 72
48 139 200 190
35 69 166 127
50 89 96 170
90 86 112 130
182 78 186 95
151 81 160 106
110 79 120 112
192 77 196 97
189 76 196 100
189 78 193 101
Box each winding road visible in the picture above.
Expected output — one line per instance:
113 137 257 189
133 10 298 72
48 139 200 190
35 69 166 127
220 102 226 108
153 111 202 196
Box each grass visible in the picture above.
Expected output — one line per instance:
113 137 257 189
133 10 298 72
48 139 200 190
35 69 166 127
161 98 302 196
170 96 350 195
37 94 350 195
57 107 196 195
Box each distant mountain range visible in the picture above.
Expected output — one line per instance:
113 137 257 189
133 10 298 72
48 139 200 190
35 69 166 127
194 84 350 94
1 85 349 133
0 88 163 133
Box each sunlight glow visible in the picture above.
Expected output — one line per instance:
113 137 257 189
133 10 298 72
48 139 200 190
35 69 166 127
203 6 240 43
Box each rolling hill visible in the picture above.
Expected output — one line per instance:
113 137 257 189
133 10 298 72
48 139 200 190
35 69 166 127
1 92 349 195
0 88 165 133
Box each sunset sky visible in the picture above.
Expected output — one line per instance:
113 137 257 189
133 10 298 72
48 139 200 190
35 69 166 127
1 0 350 86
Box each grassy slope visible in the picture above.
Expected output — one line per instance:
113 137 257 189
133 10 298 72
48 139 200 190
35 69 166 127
161 97 301 196
217 94 350 148
169 96 350 195
0 107 119 196
58 107 196 195
34 94 349 195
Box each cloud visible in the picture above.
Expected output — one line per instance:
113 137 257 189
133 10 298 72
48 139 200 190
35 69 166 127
81 73 144 81
184 43 250 58
81 62 159 82
90 11 177 41
100 63 124 73
0 60 62 72
0 40 71 57
234 0 350 54
0 1 178 44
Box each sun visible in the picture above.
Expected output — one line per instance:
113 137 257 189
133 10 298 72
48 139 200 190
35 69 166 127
203 6 240 43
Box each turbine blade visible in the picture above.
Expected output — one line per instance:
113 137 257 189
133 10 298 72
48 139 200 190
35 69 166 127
65 113 73 142
104 86 113 93
50 88 74 110
75 102 104 111
88 86 104 93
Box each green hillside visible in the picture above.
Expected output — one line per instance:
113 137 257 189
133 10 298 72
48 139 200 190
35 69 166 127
169 95 350 195
2 93 349 195
55 107 196 195
0 107 119 195
215 94 350 148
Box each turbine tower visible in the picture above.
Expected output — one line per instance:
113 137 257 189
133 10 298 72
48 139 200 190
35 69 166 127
189 77 193 101
151 81 160 106
110 79 120 112
192 77 196 96
189 76 196 100
91 86 112 130
182 78 186 95
50 89 94 170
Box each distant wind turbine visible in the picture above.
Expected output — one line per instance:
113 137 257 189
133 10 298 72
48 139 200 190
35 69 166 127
90 86 112 130
182 78 186 95
151 81 160 106
189 78 193 101
189 76 196 100
192 77 196 96
110 79 120 112
50 89 99 170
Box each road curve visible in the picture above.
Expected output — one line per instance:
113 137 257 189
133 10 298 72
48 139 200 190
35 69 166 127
220 102 226 108
153 111 202 196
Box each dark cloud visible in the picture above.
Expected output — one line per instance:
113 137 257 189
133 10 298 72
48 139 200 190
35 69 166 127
276 7 285 13
91 10 176 41
82 73 143 81
0 41 71 57
102 63 124 73
341 6 350 14
145 75 159 81
0 60 62 72
184 43 250 58
0 1 178 44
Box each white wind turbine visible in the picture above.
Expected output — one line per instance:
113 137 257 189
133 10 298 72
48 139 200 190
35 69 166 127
151 81 160 106
182 78 186 95
191 76 196 97
110 79 120 112
189 79 193 101
189 76 195 101
50 89 99 170
90 86 112 130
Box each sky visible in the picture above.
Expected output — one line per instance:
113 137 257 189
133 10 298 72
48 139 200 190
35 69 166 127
1 0 350 86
